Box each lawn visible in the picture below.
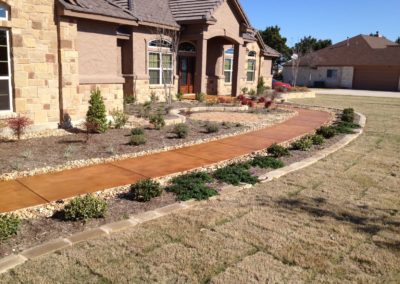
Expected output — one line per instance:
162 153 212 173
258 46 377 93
1 94 399 283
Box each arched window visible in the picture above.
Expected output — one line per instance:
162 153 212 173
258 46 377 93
224 48 234 84
148 39 173 85
0 3 9 20
178 42 196 53
247 51 257 82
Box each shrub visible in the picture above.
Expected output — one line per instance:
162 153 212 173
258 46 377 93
291 137 313 151
339 121 361 129
140 101 152 118
166 172 217 201
176 92 184 101
205 122 219 133
250 156 284 169
172 123 189 138
149 109 165 130
333 123 355 134
311 134 325 145
237 94 246 101
195 92 206 102
130 179 162 202
86 89 108 133
258 97 266 103
124 95 136 104
247 100 256 108
316 126 337 139
341 108 355 123
0 214 21 241
131 127 145 136
264 100 273 109
110 109 128 129
150 91 159 103
267 143 290 157
214 163 259 186
248 89 257 99
63 194 107 221
241 87 248 95
7 115 33 140
257 76 266 95
130 134 147 146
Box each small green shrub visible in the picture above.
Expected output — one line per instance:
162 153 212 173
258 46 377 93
195 92 206 102
149 109 165 130
316 126 337 139
291 137 313 151
176 92 184 101
341 108 355 123
267 143 290 158
205 122 219 133
130 134 147 146
214 163 259 186
130 179 162 202
63 194 107 221
131 127 145 136
257 76 266 95
333 123 355 134
339 121 361 129
0 214 21 241
140 101 152 118
166 172 217 201
250 156 284 169
86 89 108 133
172 123 189 138
111 109 128 129
311 134 325 145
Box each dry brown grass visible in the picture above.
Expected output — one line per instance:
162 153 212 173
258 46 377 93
1 95 400 283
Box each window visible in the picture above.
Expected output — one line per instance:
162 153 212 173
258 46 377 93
327 69 338 79
0 4 9 20
0 29 12 112
178 42 196 53
148 40 173 85
224 48 234 84
247 51 256 82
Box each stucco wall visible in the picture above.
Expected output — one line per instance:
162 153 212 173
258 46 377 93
1 0 60 126
208 1 241 41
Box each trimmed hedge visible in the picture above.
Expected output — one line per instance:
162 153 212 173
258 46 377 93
63 194 107 221
130 179 162 202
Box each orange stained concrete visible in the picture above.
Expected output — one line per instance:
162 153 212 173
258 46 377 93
0 107 331 213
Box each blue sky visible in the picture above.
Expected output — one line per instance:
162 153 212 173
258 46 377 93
241 0 400 47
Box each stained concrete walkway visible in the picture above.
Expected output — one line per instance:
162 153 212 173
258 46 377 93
0 108 331 213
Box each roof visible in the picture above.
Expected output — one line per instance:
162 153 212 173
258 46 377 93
286 35 400 67
169 0 224 22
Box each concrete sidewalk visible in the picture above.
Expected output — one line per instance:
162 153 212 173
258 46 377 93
312 88 400 98
0 108 331 213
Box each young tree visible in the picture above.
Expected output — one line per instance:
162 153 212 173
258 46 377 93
86 89 108 133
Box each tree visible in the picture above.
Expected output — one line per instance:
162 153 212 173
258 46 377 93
259 25 291 59
86 89 108 133
293 36 332 55
396 37 400 44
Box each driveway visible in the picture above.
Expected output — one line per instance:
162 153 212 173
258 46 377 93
312 88 400 98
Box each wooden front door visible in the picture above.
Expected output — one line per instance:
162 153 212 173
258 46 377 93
179 56 195 94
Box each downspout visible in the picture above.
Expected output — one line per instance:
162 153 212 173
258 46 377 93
55 4 64 127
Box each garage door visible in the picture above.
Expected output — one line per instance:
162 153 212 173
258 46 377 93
353 67 400 91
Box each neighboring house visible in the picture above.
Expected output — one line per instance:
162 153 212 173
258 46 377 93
0 0 279 128
283 35 400 92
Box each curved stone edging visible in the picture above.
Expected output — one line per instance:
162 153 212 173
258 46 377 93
0 111 366 275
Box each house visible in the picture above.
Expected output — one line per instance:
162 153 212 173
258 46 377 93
0 0 279 129
283 35 400 92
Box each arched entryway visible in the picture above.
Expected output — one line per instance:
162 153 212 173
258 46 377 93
178 42 196 94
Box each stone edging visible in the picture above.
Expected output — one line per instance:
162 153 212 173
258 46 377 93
0 111 366 275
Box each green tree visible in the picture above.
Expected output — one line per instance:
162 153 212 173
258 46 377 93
396 37 400 44
294 36 332 55
86 89 108 133
259 25 291 59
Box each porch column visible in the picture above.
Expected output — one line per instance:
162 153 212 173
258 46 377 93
232 43 246 97
195 37 208 94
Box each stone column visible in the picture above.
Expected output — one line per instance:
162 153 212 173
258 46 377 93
195 37 208 94
232 43 245 97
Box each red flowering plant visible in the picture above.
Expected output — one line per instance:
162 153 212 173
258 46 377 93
7 115 33 140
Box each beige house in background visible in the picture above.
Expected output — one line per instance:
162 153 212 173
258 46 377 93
283 35 400 92
0 0 279 128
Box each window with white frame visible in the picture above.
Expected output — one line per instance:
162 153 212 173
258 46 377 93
224 48 234 84
0 29 12 112
247 51 256 82
148 40 173 85
0 4 9 20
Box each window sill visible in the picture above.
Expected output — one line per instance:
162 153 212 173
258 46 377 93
0 111 16 119
149 85 175 89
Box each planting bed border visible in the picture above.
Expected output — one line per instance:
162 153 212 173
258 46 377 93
0 111 366 275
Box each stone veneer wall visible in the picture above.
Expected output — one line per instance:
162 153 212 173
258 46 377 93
1 0 60 126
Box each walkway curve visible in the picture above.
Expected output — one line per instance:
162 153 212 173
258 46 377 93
0 107 331 213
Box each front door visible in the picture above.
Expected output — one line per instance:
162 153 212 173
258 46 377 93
179 56 195 94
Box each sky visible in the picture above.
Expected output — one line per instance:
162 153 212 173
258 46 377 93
240 0 400 47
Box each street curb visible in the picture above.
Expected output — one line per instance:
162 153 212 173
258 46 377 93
0 112 366 275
